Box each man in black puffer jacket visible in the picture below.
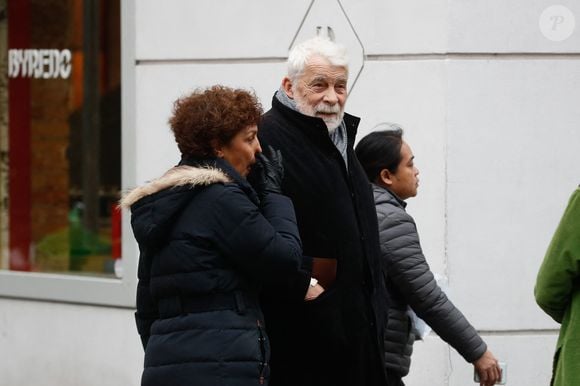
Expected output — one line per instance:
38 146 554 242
356 126 502 386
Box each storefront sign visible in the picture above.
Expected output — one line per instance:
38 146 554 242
7 49 72 79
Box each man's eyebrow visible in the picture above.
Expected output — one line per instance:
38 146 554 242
309 76 327 83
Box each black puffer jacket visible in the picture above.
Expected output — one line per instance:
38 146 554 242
121 157 302 386
374 184 486 377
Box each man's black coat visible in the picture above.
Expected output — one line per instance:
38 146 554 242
258 95 388 386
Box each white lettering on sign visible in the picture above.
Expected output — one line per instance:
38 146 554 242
7 49 72 79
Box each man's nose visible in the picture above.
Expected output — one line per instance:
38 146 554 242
323 87 338 104
255 138 262 154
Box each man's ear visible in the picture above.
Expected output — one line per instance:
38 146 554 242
378 168 394 187
282 77 294 99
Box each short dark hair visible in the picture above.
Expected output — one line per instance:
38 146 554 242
169 85 263 158
355 125 404 182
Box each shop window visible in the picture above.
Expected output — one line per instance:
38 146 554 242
0 0 121 279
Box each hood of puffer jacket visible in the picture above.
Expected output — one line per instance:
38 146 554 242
119 165 231 248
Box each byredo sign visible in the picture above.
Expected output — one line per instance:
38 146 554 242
8 49 72 79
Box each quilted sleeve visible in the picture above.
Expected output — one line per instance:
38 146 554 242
378 206 487 363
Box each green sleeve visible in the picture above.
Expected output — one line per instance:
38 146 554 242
534 188 580 323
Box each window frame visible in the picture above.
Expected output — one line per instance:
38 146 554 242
0 0 137 308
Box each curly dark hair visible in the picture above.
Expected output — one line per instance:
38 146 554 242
169 85 263 158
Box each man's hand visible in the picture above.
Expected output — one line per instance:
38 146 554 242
304 283 325 301
473 350 501 386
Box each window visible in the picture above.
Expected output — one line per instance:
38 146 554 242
0 0 134 306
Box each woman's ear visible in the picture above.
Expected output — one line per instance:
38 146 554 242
282 77 294 99
378 168 393 187
212 140 224 158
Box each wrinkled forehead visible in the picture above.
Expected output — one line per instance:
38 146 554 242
302 55 348 80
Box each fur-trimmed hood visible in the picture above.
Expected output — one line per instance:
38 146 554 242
120 165 232 248
120 165 231 209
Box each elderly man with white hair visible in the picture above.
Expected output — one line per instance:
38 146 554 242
256 36 389 386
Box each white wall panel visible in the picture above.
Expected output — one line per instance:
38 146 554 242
0 299 142 386
449 1 580 53
349 60 448 274
342 0 449 55
404 332 557 386
446 59 580 330
136 0 311 60
134 62 286 183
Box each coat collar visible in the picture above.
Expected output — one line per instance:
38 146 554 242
372 183 407 210
179 156 260 206
270 93 361 152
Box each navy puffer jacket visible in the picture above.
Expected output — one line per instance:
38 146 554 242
121 157 302 386
374 185 486 377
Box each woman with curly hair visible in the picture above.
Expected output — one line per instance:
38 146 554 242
121 85 302 386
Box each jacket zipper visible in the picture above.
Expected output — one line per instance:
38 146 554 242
257 319 267 385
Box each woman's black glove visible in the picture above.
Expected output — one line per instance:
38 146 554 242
253 145 284 199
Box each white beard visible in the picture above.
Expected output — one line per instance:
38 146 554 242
294 95 345 133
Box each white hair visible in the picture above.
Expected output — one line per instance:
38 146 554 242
287 36 349 82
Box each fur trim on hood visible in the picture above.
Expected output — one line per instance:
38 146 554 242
119 165 231 208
